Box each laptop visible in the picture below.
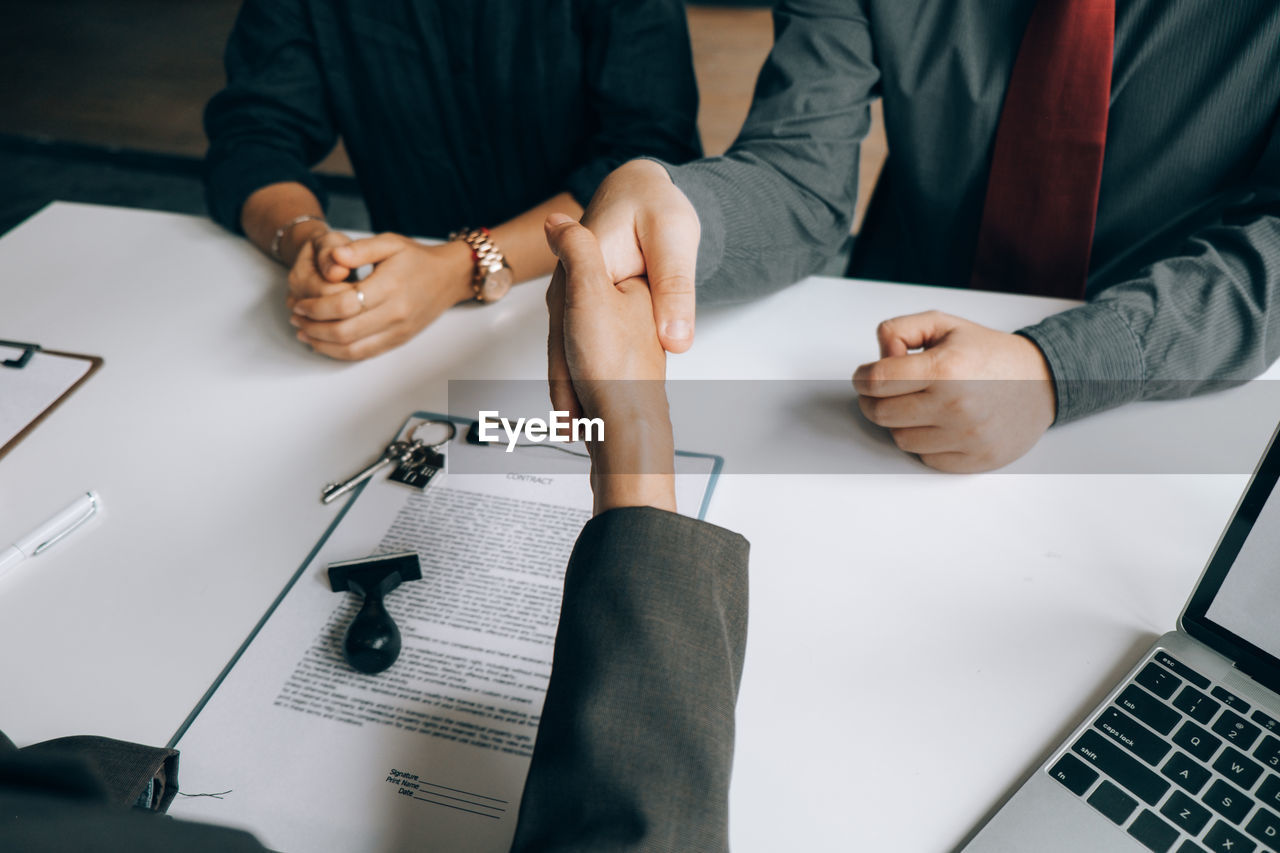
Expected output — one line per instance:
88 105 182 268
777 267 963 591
964 424 1280 853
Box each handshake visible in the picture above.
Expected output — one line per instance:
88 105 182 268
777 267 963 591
544 160 1059 481
542 213 678 516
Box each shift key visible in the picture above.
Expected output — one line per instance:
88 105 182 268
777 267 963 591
1095 707 1173 765
1074 730 1171 805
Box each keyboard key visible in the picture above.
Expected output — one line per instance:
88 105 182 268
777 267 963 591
1096 707 1173 765
1161 789 1212 835
1138 663 1183 700
1214 710 1263 751
1089 780 1138 824
1155 653 1211 689
1204 820 1257 852
1211 686 1252 713
1176 841 1209 853
1202 778 1253 824
1074 730 1171 805
1260 775 1280 810
1129 809 1181 852
1255 735 1280 770
1175 720 1224 763
1214 747 1264 790
1164 752 1213 794
1253 709 1279 734
1244 805 1280 848
1174 686 1223 725
1121 684 1183 735
1047 753 1098 796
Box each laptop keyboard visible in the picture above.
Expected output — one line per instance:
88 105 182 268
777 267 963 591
1047 650 1280 853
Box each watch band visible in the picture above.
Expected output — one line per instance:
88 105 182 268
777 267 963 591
450 227 510 301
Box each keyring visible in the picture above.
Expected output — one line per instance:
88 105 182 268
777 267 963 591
322 419 458 504
409 419 457 450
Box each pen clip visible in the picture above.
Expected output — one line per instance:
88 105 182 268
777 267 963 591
33 493 99 555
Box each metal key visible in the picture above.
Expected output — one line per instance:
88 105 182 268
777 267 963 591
322 439 414 504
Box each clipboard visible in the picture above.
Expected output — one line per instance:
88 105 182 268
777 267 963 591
166 410 723 853
171 409 724 745
0 339 103 462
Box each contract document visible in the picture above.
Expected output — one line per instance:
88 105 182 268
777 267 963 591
169 414 719 853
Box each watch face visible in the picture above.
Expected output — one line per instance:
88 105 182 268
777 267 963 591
478 265 514 302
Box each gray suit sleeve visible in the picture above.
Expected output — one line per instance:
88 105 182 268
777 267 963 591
510 506 750 853
655 0 878 303
1020 121 1280 423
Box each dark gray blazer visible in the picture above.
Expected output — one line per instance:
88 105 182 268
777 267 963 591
0 507 750 852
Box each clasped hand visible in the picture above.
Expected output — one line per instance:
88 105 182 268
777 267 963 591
286 231 474 360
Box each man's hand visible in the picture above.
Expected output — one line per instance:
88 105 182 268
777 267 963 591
852 311 1057 473
545 212 676 514
548 159 700 413
290 233 475 360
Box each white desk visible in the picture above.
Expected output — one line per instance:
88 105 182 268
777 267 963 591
2 202 1278 851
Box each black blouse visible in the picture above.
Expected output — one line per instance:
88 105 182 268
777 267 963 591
204 0 702 237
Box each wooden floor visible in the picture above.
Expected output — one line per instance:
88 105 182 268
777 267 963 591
0 2 885 226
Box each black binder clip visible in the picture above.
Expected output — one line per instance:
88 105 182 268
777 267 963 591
0 339 42 369
327 552 422 674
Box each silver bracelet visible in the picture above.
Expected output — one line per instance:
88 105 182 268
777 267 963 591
270 214 327 261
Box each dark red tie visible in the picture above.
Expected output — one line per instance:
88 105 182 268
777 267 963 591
971 0 1115 299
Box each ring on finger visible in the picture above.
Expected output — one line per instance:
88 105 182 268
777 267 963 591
355 286 366 312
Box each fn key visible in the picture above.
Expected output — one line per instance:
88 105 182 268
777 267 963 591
1048 753 1098 796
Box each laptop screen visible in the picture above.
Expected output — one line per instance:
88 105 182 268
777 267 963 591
1183 424 1280 694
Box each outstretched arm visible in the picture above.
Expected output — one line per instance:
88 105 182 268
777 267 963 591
511 507 748 853
511 217 750 851
549 0 878 398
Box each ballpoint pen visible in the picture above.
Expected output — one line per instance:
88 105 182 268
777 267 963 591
0 491 101 579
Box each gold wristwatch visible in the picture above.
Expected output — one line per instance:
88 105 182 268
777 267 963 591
451 227 513 303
